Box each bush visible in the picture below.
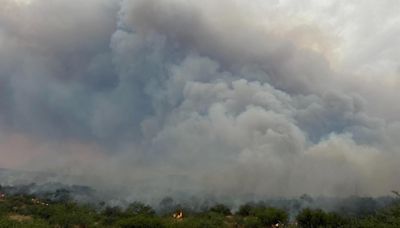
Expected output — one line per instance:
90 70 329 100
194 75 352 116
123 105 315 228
0 217 50 228
252 207 288 226
354 202 400 227
296 208 348 228
237 203 253 216
236 204 288 227
297 208 327 228
164 214 225 228
102 206 124 225
209 204 231 216
126 202 156 216
241 216 263 228
117 215 164 228
47 203 96 227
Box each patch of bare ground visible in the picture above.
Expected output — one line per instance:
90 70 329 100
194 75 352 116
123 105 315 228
8 214 33 222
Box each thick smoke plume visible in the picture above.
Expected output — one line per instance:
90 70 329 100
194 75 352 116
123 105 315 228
0 0 400 200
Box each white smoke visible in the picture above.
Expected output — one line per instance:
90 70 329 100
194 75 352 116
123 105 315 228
0 0 399 198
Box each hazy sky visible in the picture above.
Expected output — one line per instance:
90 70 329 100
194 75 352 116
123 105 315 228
0 0 399 198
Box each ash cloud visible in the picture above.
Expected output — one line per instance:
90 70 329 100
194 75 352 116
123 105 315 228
0 0 399 199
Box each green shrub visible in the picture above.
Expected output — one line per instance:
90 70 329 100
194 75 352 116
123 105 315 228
353 202 400 227
126 202 156 216
209 204 231 216
237 203 253 216
0 217 50 228
236 204 288 227
252 207 288 226
164 214 225 228
241 216 263 228
46 203 96 227
102 206 124 225
117 215 164 228
296 208 349 228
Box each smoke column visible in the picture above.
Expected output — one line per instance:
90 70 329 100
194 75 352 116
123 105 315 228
0 0 400 199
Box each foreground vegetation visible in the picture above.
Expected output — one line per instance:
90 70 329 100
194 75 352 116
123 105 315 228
0 192 400 227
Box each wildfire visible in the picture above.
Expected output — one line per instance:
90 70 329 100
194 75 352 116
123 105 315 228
273 221 283 227
31 198 49 206
173 210 184 220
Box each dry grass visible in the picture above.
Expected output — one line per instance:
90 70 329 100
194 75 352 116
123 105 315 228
8 214 33 222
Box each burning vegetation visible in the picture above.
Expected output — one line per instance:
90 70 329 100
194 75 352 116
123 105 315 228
1 184 400 227
172 210 184 220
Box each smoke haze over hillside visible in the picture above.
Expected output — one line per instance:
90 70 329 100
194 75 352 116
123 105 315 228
1 0 400 199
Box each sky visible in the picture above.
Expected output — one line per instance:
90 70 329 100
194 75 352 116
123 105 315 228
0 0 399 198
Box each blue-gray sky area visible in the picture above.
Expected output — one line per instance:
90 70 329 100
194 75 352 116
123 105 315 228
0 0 399 198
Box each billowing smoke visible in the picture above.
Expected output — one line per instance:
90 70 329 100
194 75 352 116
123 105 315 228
0 0 399 200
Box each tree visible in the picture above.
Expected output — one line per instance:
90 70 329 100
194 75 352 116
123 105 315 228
47 203 96 227
236 204 288 226
126 202 155 216
296 208 348 228
355 202 400 227
252 207 288 226
102 206 124 225
240 216 263 228
296 208 327 228
117 215 163 228
209 204 231 216
53 189 71 203
237 203 253 216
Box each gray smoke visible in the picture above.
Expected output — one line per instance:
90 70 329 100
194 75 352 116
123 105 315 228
0 0 399 199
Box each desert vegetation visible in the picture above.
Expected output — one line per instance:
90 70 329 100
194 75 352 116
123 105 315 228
1 185 400 227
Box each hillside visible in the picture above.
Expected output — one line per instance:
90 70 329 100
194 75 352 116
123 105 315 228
1 186 400 227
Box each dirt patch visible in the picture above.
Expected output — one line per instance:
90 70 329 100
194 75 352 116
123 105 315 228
8 214 33 222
